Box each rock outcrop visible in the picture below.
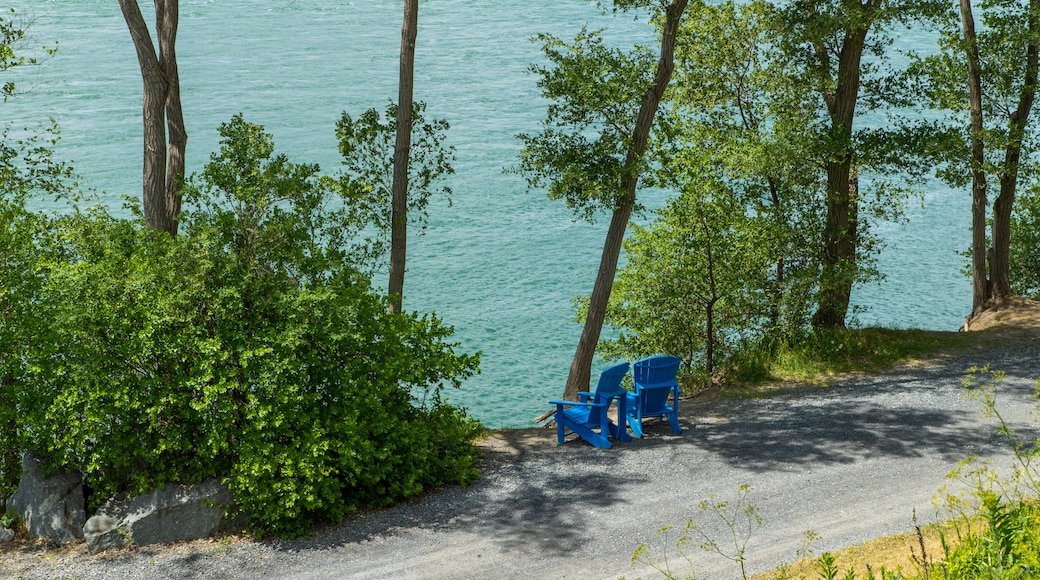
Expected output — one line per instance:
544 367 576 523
5 451 86 545
82 478 240 554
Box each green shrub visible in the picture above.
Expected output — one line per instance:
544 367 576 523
0 200 58 500
5 116 482 536
939 495 1040 579
1010 186 1040 298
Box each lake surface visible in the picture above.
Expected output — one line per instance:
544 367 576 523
7 1 971 428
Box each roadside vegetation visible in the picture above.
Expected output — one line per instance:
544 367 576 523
634 366 1040 580
6 0 1040 549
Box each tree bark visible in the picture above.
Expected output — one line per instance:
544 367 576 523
388 0 418 314
561 0 688 401
990 0 1039 301
158 0 185 236
811 0 879 329
119 0 183 236
960 0 990 316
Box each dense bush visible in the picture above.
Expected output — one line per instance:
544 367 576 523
597 186 773 385
0 201 56 499
3 117 482 536
1010 186 1040 299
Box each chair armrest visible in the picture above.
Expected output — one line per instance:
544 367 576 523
549 399 605 409
635 380 679 391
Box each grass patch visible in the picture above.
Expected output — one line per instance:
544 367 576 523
724 327 977 398
752 520 954 579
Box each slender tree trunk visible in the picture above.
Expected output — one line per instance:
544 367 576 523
700 208 717 376
561 0 687 400
991 0 1039 301
767 178 786 329
811 2 878 329
961 0 990 316
119 0 183 236
388 0 418 314
158 0 185 236
0 372 17 488
704 300 715 376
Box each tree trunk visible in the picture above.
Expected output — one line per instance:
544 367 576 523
811 1 879 330
561 0 687 400
388 0 418 314
700 208 717 376
119 0 182 236
767 178 785 329
158 0 185 236
990 0 1039 301
960 0 990 316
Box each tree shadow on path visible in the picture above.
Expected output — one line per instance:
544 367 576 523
685 353 1040 473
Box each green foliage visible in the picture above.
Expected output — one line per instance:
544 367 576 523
1 8 58 102
938 495 1040 579
599 173 772 384
187 114 381 277
910 0 1040 294
0 507 18 530
515 28 657 221
1010 186 1040 298
0 202 55 500
729 328 974 390
335 100 454 269
0 120 78 204
1 11 75 500
5 117 482 537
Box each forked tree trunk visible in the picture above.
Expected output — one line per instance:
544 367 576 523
811 0 880 330
960 0 990 316
388 0 418 314
561 0 688 401
159 2 185 236
119 0 184 236
990 0 1039 301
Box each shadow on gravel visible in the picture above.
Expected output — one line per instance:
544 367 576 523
692 399 986 472
466 465 649 555
277 446 647 557
686 356 1040 473
275 344 1039 558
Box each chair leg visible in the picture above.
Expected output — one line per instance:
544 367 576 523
628 418 644 438
571 423 612 448
667 411 681 434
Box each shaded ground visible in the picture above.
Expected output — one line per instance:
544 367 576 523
3 299 1040 580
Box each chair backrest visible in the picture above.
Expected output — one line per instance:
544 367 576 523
593 361 630 401
633 356 681 414
633 355 681 387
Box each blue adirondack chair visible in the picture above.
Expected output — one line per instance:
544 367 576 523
549 361 630 448
625 355 682 438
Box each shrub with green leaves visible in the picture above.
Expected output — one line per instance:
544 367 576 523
597 181 773 386
1010 186 1040 299
0 201 55 500
939 494 1040 579
7 116 482 536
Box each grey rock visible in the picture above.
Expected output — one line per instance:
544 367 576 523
6 451 85 544
82 514 127 553
0 525 13 543
83 478 240 554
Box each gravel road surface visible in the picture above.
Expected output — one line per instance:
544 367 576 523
4 340 1039 580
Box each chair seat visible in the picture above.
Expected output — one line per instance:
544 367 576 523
550 362 630 448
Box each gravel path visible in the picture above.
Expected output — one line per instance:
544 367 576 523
4 340 1039 580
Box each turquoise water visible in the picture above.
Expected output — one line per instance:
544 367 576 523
7 2 970 428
